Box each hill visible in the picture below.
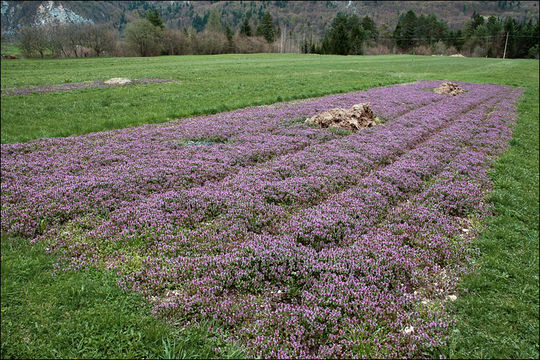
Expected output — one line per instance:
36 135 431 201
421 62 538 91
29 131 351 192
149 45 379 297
2 1 538 38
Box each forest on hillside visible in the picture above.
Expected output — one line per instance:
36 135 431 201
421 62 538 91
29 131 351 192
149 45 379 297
12 7 538 59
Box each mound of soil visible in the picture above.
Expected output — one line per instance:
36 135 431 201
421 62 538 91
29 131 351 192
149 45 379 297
305 103 380 131
434 81 467 96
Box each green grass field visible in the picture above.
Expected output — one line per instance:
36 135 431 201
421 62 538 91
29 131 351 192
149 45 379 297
1 54 538 358
0 42 22 57
0 54 534 144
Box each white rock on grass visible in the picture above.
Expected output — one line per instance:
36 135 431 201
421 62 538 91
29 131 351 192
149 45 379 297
104 78 132 85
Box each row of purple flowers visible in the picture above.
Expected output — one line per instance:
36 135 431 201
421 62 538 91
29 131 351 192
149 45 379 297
0 81 521 357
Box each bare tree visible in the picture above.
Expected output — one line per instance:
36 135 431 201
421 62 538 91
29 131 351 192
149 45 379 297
80 24 117 56
18 26 48 58
62 24 85 57
161 28 183 55
44 24 66 58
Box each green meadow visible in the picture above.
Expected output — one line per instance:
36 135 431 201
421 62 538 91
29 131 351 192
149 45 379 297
0 54 534 143
1 53 538 358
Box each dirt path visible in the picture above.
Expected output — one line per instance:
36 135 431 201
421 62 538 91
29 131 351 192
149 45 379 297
1 78 178 96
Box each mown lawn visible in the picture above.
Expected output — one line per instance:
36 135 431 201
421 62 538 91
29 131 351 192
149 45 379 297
1 54 538 358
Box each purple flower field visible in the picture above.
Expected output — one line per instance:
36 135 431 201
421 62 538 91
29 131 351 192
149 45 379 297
1 81 522 357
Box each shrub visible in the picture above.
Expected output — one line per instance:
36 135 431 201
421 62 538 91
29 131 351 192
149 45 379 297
432 40 449 55
527 44 539 59
233 35 271 53
124 19 163 57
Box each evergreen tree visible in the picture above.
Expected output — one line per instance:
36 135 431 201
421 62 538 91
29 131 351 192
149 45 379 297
486 15 502 34
413 14 449 46
394 10 417 50
240 18 252 36
225 24 234 52
503 17 517 57
145 9 164 30
348 14 365 54
321 34 331 54
361 15 378 41
257 12 276 43
329 13 350 55
192 13 207 33
451 29 465 51
206 9 223 33
471 11 485 29
320 13 370 55
225 25 233 42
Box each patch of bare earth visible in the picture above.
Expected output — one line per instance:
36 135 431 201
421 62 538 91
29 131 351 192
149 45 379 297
433 81 467 96
305 103 381 131
1 78 178 97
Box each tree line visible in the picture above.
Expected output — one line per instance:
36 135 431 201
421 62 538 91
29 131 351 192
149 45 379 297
16 9 539 59
17 9 276 58
309 10 538 58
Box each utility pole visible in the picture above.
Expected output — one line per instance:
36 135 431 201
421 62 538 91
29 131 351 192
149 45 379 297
280 25 285 53
503 32 509 59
